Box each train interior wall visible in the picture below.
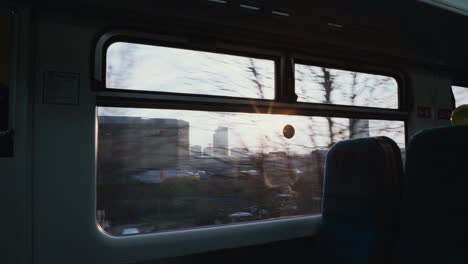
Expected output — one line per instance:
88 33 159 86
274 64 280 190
1 2 463 263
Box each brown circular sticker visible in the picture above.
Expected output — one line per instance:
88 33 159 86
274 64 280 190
283 124 295 139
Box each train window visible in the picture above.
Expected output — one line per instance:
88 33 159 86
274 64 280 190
295 64 399 109
106 42 275 99
96 106 405 236
96 33 407 238
0 8 14 157
452 85 468 107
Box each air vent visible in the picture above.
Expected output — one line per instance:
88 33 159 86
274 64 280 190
239 0 266 12
241 0 268 6
327 22 344 29
272 9 293 17
205 0 293 18
207 0 228 4
240 4 261 11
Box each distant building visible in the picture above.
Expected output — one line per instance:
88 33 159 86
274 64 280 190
97 116 189 182
349 119 370 139
231 147 249 158
203 146 214 157
190 145 202 157
213 126 229 157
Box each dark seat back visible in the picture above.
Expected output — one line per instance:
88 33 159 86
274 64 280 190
320 136 403 264
395 125 468 263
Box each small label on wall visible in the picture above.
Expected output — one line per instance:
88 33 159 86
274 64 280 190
417 106 432 119
43 71 79 105
438 109 452 120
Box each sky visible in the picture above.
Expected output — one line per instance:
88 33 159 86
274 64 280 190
99 42 405 152
452 85 468 107
106 42 275 99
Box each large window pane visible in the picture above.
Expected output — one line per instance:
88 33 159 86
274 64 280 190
295 64 399 109
96 107 405 236
452 85 468 107
106 42 275 99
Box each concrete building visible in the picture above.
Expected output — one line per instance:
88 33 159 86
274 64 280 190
190 145 202 157
213 126 229 157
97 116 189 183
231 147 249 158
203 146 214 157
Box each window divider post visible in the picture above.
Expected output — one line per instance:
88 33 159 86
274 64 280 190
278 53 297 103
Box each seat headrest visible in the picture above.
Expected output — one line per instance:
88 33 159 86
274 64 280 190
406 125 468 184
320 136 403 264
324 136 402 203
399 125 468 250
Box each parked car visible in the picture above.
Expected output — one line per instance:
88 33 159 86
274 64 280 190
228 212 254 223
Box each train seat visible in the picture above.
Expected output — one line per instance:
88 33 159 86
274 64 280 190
319 137 403 264
395 125 468 263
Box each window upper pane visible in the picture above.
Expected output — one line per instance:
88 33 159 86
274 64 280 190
295 64 399 109
452 85 468 108
106 42 275 99
96 106 405 236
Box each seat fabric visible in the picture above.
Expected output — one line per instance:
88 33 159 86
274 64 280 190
320 137 403 264
395 125 468 264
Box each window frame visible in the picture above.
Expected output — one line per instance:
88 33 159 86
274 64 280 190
94 31 409 122
293 55 408 111
92 30 409 238
94 30 283 102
